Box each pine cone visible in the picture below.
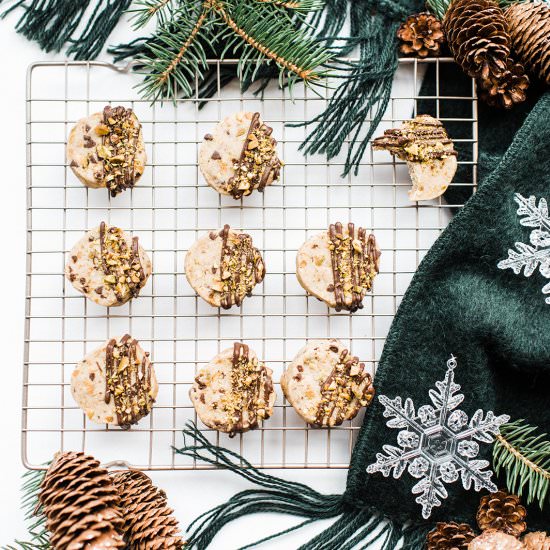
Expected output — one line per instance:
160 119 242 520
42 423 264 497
112 470 185 549
39 451 125 550
505 1 550 85
397 12 445 57
427 521 476 549
477 490 527 537
523 532 550 550
443 0 511 82
469 529 526 550
477 59 529 109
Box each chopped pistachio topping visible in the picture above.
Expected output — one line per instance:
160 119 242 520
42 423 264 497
315 350 375 427
95 106 142 197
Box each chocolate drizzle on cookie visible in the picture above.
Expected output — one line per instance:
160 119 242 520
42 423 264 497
97 222 146 303
104 335 154 429
221 342 273 436
96 106 142 197
328 222 381 313
314 349 375 428
226 113 282 199
373 114 457 163
217 224 265 309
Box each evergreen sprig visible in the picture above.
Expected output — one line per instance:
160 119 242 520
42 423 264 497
493 419 550 509
120 0 332 101
2 468 49 550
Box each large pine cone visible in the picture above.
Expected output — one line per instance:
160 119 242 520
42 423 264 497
478 59 529 109
444 0 511 82
397 12 445 57
427 521 476 549
112 470 185 549
39 451 125 550
477 490 527 537
523 531 550 550
505 1 550 85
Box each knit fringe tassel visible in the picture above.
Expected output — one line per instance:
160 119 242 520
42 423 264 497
293 1 412 176
177 424 430 550
1 0 131 59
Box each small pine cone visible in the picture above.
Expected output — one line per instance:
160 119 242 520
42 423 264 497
443 0 511 82
397 12 445 57
112 470 185 549
505 1 550 85
523 531 550 550
39 451 125 550
469 529 526 550
477 490 527 537
427 521 476 549
478 60 529 109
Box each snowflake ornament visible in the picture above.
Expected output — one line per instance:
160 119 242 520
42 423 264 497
366 355 509 519
498 193 550 304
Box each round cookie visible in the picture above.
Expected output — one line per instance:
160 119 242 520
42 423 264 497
185 224 265 309
296 222 381 313
71 334 158 429
67 105 146 197
65 222 152 307
280 339 375 427
190 343 276 436
199 111 282 199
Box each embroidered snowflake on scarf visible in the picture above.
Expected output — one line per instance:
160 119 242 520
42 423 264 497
498 193 550 304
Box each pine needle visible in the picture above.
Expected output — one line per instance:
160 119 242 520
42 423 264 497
493 419 550 509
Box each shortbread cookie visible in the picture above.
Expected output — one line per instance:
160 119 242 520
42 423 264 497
65 222 152 307
67 105 146 197
281 339 375 427
199 111 282 199
190 343 276 436
296 222 380 313
373 114 457 201
185 224 265 309
71 335 158 429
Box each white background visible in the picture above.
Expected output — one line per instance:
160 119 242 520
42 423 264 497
0 9 436 546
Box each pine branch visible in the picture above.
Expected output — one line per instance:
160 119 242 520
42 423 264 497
2 468 49 550
493 419 550 509
121 0 332 101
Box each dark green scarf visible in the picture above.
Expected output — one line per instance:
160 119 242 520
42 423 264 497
176 75 550 548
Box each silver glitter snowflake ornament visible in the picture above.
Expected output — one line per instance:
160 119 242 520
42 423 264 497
498 193 550 304
366 355 510 519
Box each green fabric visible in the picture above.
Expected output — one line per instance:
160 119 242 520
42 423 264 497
346 89 550 531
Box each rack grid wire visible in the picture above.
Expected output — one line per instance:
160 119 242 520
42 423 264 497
23 58 478 471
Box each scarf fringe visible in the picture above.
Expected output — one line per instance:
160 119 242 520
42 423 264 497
296 0 408 176
177 424 430 549
2 0 130 59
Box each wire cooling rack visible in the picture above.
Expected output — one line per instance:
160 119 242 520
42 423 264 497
23 58 477 470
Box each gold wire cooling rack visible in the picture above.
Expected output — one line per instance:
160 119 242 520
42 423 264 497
23 58 478 471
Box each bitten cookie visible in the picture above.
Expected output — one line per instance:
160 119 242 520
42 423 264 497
71 334 158 429
281 339 375 427
65 222 152 307
296 222 381 312
190 343 276 436
185 224 265 309
373 114 457 201
199 111 282 199
67 105 146 197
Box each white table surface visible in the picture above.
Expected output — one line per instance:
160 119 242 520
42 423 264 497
0 11 429 547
